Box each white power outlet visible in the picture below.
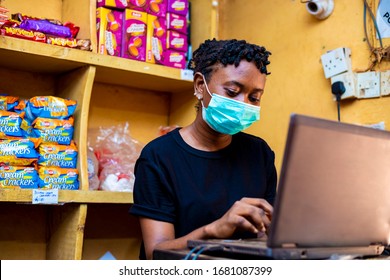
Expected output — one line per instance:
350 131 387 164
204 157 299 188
330 72 356 100
356 71 380 98
321 47 351 79
380 70 390 96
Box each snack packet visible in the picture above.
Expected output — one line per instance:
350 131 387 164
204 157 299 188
38 141 78 168
0 110 25 138
32 117 74 145
26 96 77 120
0 166 39 189
38 166 79 190
0 138 40 166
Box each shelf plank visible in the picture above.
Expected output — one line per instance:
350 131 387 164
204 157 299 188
0 35 193 92
0 189 134 204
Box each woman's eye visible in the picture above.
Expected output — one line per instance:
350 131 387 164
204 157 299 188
226 89 238 96
249 96 260 103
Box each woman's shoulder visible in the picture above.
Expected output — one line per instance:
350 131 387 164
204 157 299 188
235 131 270 147
140 128 181 154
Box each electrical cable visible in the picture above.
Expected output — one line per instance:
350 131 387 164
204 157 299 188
191 245 225 260
336 98 341 122
183 245 203 260
331 81 345 122
183 244 225 260
362 0 390 71
363 0 383 48
192 246 208 260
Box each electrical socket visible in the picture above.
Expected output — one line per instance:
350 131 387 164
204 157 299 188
330 71 356 100
321 47 351 79
380 70 390 96
356 71 380 99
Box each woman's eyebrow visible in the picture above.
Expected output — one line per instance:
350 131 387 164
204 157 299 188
226 80 264 93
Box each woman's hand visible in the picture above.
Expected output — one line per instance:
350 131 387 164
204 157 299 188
204 197 273 238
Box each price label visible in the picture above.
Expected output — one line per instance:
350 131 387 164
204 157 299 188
181 69 194 81
32 189 59 204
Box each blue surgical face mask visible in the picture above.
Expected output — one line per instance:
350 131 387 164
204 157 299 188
201 77 261 135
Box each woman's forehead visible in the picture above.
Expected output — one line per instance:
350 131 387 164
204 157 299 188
210 61 266 85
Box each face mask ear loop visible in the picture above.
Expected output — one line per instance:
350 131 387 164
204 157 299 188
202 75 213 98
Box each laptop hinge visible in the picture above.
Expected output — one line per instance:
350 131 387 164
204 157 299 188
281 243 297 248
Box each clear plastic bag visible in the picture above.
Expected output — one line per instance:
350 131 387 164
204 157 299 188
88 122 143 192
87 147 100 190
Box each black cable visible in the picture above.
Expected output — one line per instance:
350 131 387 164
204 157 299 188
331 81 345 122
336 97 341 122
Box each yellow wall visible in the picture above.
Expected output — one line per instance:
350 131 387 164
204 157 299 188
217 0 390 172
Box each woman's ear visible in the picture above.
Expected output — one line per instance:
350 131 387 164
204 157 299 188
193 72 205 100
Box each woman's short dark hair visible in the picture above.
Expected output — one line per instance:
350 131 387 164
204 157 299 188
188 38 271 80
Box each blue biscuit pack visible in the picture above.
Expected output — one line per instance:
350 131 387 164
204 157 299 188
38 166 79 190
38 141 78 168
26 96 77 120
0 138 40 166
32 117 74 145
0 166 39 189
0 110 24 138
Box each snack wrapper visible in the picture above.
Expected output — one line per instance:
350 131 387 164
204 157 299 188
38 166 79 190
0 110 25 138
26 96 77 120
38 141 78 168
46 36 92 51
13 99 27 115
0 23 46 42
0 138 40 166
0 166 39 189
20 19 72 38
32 117 74 145
0 94 19 111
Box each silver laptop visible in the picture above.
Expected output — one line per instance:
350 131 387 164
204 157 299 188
188 114 390 259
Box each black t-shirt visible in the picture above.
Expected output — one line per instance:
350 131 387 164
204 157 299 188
130 128 277 259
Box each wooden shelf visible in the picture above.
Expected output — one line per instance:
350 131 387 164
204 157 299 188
0 189 134 204
0 35 193 92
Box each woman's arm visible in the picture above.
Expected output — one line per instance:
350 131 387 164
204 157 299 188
140 197 273 259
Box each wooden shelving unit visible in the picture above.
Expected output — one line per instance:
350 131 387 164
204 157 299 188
0 0 214 260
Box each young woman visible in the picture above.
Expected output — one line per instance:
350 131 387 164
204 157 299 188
130 39 277 259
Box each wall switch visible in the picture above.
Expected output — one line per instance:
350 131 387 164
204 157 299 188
380 70 390 96
330 71 356 100
321 47 351 79
356 71 380 98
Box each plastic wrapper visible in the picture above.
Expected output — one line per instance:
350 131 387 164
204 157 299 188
12 13 80 38
0 94 19 111
19 19 72 38
0 166 39 189
0 110 25 138
38 141 78 168
46 36 92 51
0 20 46 42
26 96 77 120
32 117 74 145
99 166 135 192
87 147 100 190
0 138 40 166
38 166 79 190
89 122 143 192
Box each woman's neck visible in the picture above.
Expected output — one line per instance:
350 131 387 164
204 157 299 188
180 114 232 151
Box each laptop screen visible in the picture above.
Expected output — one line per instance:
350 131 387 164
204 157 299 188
268 114 390 248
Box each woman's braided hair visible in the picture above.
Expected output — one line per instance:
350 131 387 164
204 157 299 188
188 39 271 80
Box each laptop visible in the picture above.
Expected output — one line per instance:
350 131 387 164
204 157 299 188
188 114 390 259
